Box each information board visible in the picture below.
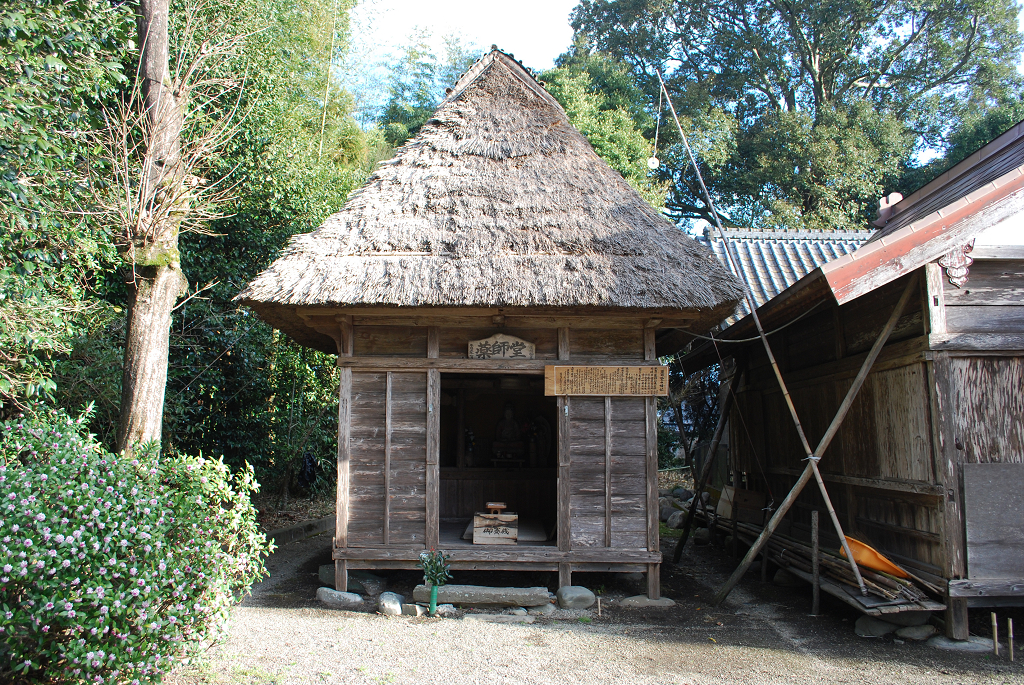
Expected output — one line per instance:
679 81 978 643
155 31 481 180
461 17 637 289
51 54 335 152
543 365 669 396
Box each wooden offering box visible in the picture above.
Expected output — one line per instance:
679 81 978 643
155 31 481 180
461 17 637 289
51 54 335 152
473 512 519 545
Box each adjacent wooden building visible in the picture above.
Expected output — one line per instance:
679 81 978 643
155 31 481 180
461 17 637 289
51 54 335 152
683 122 1024 637
239 48 742 597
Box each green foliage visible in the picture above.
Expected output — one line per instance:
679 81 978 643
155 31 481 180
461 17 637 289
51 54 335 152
417 549 452 587
0 0 131 410
0 406 271 682
570 0 1023 229
378 33 480 146
542 56 667 207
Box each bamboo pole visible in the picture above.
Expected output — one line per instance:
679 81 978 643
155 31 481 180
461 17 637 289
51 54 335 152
994 613 1000 656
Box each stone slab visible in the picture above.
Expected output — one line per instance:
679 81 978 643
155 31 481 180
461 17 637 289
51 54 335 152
896 624 937 641
413 584 553 607
855 616 898 637
401 603 427 616
462 614 535 624
617 595 676 608
927 635 996 652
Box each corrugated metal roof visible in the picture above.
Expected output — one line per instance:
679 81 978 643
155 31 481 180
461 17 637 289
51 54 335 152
697 228 872 325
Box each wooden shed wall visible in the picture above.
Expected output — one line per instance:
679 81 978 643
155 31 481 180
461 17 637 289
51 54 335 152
728 274 947 582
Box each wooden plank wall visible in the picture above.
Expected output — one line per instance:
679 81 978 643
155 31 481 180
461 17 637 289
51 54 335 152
348 371 427 547
946 356 1024 464
568 397 648 549
943 260 1024 336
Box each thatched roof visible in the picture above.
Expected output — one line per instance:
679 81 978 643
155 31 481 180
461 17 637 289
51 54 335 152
238 48 742 349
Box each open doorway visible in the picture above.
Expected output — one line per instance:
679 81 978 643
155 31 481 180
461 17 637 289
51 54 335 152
438 373 558 547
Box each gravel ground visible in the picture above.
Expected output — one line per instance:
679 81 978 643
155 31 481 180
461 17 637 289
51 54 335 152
165 532 1024 685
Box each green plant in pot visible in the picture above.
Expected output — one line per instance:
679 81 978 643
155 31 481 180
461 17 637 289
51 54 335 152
417 549 452 616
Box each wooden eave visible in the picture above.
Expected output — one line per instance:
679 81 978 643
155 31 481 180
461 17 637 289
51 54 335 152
680 163 1024 373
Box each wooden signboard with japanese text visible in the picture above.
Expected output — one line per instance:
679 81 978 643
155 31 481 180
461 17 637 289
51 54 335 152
543 365 669 396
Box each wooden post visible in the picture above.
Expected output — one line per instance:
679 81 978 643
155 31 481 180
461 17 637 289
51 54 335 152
383 371 392 546
559 562 572 589
557 329 571 555
993 613 1000 656
334 315 353 592
335 559 347 593
713 274 918 605
426 369 440 549
647 562 660 600
646 395 659 554
1009 618 1015 661
811 510 820 616
931 351 969 640
604 396 612 548
456 389 466 467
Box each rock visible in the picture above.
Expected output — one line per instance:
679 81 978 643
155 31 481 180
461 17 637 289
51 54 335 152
927 635 995 652
693 528 711 545
618 595 676 608
855 616 898 637
556 586 596 609
401 603 427 616
435 604 458 617
412 584 553 607
317 566 385 596
896 624 937 641
772 568 804 588
659 497 681 522
659 488 672 497
510 607 528 616
377 592 404 616
883 611 933 627
316 587 364 610
463 613 535 624
528 603 556 616
672 488 693 501
666 510 687 529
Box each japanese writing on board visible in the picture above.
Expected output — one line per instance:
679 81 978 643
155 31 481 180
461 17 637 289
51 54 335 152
544 365 669 396
468 334 535 360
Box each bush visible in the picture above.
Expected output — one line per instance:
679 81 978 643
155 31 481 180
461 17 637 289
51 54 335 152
0 409 271 683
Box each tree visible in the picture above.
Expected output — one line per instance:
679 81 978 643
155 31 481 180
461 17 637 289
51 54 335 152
0 0 131 413
542 52 667 207
378 32 481 146
570 0 1023 230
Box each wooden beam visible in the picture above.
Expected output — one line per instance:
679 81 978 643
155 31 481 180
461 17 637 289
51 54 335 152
383 371 392 546
766 467 944 497
644 328 656 360
559 563 572 588
948 579 1024 598
925 263 947 336
333 547 662 563
604 396 612 548
557 327 570 361
929 333 1024 352
336 357 663 372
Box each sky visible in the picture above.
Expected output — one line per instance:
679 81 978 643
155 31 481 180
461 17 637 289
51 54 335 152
348 0 580 74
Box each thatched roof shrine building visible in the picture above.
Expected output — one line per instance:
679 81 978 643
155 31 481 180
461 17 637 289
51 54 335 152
239 48 742 597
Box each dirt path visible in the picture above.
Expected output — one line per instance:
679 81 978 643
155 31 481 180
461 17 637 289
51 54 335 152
166 533 1024 685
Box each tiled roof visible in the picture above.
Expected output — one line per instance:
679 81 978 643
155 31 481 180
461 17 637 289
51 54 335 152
697 228 872 324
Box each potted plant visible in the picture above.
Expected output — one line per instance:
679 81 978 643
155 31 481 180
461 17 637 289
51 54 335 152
417 549 452 616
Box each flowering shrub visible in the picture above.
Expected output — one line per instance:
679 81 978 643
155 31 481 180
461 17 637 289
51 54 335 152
0 409 272 683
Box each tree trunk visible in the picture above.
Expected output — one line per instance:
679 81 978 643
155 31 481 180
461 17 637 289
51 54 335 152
116 0 188 452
